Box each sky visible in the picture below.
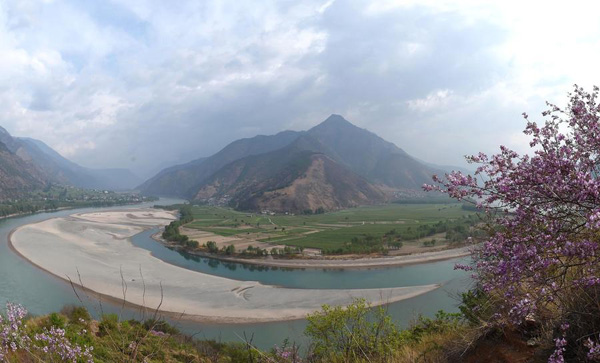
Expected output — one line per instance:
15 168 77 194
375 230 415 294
1 0 599 178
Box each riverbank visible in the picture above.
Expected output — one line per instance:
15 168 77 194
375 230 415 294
156 233 471 269
0 207 71 221
9 208 441 324
0 198 158 222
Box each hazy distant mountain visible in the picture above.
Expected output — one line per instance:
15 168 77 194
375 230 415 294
414 157 474 177
17 138 142 190
0 140 46 199
0 127 141 191
137 130 302 196
140 115 444 211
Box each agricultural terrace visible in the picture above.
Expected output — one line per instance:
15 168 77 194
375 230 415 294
177 203 481 256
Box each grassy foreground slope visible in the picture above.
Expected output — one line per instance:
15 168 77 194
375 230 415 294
0 293 547 362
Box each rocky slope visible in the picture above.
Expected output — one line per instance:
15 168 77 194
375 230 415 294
0 141 47 199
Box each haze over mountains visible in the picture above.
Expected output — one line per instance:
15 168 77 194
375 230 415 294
0 126 141 198
139 115 445 212
0 116 450 209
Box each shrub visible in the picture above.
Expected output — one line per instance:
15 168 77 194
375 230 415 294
46 312 66 329
60 305 91 323
399 311 463 343
98 314 119 337
305 299 400 361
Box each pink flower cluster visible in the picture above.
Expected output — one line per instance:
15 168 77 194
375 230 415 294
425 85 600 360
549 336 567 363
585 337 600 361
273 342 302 362
0 302 93 362
0 303 30 361
35 326 93 363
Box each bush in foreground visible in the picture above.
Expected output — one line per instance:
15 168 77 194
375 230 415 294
0 298 482 363
426 85 600 361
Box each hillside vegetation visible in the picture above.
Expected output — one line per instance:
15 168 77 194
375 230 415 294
1 287 562 363
0 294 504 363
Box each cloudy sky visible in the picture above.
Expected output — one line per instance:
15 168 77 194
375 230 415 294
1 0 599 178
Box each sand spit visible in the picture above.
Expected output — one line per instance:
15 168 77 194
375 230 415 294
10 208 440 323
192 247 471 270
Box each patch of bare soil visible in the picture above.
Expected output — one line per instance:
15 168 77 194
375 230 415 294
463 330 538 363
179 227 285 252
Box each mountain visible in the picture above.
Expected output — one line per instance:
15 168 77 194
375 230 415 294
21 138 142 190
0 140 47 199
139 115 443 212
193 138 387 211
305 115 444 189
137 130 302 196
0 127 141 191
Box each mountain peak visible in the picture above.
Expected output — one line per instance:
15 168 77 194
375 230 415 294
319 114 354 128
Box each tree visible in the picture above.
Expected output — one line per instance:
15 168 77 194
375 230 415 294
224 244 235 255
206 241 218 253
389 241 403 249
425 85 600 360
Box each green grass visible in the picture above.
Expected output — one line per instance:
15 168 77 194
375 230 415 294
184 204 477 250
188 226 265 236
269 204 470 225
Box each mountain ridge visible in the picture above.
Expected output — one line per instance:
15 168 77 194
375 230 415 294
137 130 303 197
0 127 141 191
139 115 442 212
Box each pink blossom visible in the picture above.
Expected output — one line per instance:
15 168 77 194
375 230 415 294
426 85 600 362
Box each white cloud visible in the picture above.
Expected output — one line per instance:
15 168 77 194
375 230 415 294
55 140 96 158
0 0 598 176
407 89 453 112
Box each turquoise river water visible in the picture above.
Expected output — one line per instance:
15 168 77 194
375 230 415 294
0 199 472 349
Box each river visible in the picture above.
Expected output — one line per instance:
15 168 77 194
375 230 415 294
0 199 472 349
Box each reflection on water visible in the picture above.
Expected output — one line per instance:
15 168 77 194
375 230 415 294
132 227 468 290
174 248 295 272
0 200 472 349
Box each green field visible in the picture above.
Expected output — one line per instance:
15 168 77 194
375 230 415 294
183 204 479 252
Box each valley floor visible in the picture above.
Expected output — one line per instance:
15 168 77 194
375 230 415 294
170 203 475 268
8 207 440 323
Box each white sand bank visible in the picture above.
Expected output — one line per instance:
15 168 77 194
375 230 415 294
10 208 440 323
210 247 471 269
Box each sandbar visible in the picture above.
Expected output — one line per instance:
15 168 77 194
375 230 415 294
183 246 471 270
10 208 440 323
